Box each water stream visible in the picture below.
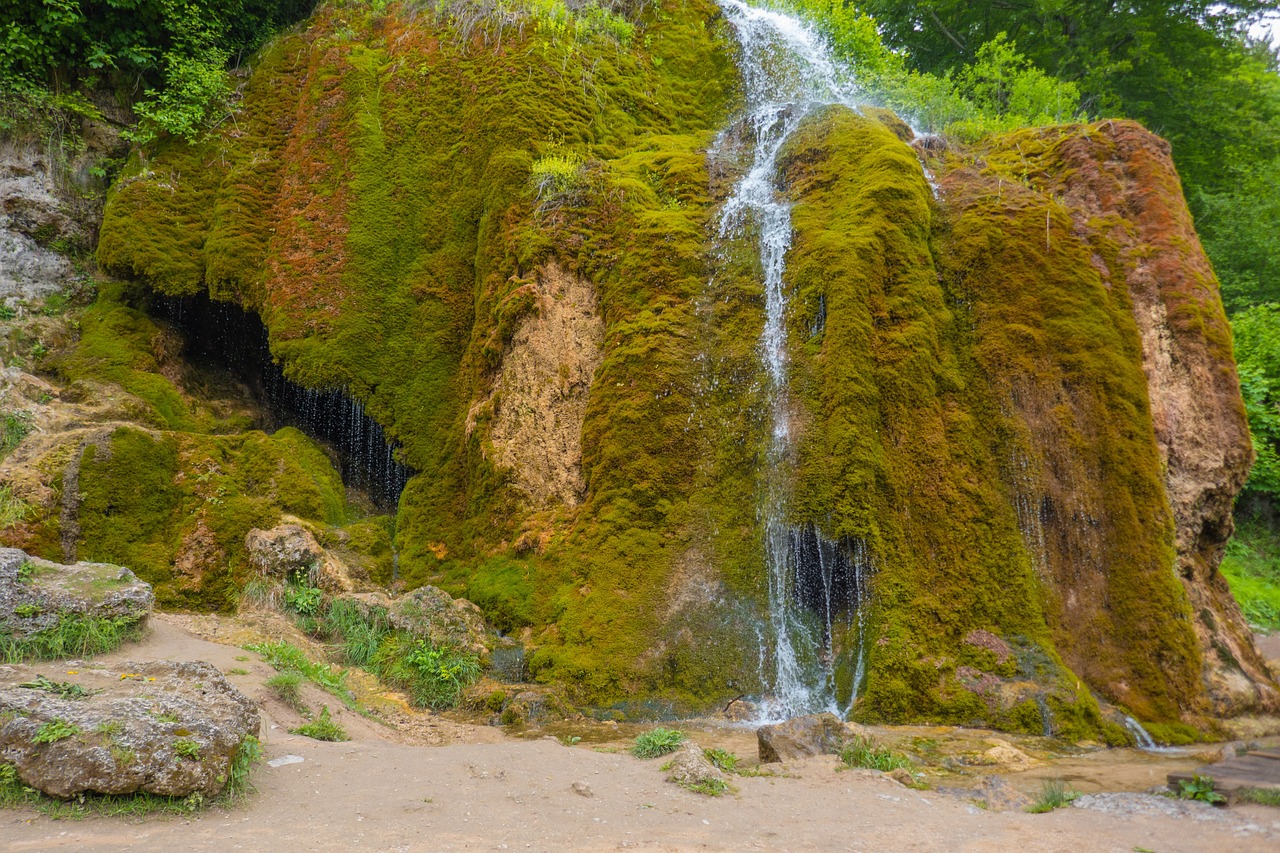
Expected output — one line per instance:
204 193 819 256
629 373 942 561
713 0 885 721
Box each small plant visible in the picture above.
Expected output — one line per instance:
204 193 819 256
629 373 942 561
15 560 36 582
1025 778 1079 813
371 638 480 710
13 603 42 618
1 411 32 457
226 667 249 676
1177 774 1227 805
0 305 15 321
223 735 262 800
530 152 586 208
838 736 912 772
19 674 92 699
173 738 201 760
33 718 81 744
290 706 348 742
703 747 738 774
681 777 730 796
0 486 31 529
266 671 308 713
151 709 181 723
283 582 324 617
631 728 685 759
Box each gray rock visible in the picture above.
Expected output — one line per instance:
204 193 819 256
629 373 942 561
339 585 490 655
0 659 259 798
244 523 353 593
0 548 152 642
665 741 725 790
756 713 846 763
937 775 1032 812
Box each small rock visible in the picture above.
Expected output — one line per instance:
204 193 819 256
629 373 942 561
665 741 725 789
571 781 593 798
268 755 306 768
244 524 354 593
959 775 1032 812
980 738 1040 771
888 767 916 787
757 713 846 763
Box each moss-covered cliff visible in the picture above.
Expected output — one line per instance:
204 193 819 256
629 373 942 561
76 0 1275 734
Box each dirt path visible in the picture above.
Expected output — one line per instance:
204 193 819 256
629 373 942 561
3 617 1279 852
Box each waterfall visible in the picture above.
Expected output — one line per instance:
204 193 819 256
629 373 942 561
155 294 413 508
713 0 884 721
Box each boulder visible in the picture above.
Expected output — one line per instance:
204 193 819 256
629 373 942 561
665 741 725 789
0 548 152 644
339 585 490 655
0 659 259 798
757 713 846 763
244 523 353 593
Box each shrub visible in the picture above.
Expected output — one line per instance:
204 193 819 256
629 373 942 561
283 582 324 617
291 706 348 742
631 728 684 759
372 638 481 709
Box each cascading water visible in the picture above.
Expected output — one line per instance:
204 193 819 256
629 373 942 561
155 294 413 508
713 0 889 721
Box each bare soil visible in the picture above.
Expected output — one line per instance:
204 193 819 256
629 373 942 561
3 615 1279 852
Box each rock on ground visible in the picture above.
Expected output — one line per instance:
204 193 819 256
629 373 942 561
757 713 847 763
0 659 259 798
665 741 725 790
0 547 152 640
340 586 490 656
244 523 355 593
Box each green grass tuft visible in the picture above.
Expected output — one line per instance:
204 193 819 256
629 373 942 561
265 671 308 714
702 747 738 774
1235 787 1280 806
0 614 145 663
1025 778 1079 813
290 705 348 742
838 736 912 772
630 728 685 759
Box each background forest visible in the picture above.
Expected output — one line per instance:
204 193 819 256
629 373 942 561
1 0 1278 627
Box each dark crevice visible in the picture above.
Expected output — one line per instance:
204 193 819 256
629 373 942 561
152 293 413 509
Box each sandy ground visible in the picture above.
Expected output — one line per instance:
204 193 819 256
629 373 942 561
3 616 1280 852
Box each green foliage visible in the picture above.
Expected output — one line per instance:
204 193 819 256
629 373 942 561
225 734 261 800
838 736 912 772
530 153 586 208
18 674 92 699
1025 778 1079 813
679 776 730 796
12 604 40 618
173 738 202 760
1 410 32 457
282 581 324 617
0 486 30 530
32 718 81 744
290 705 348 741
1220 515 1280 631
0 614 144 663
321 598 393 666
630 727 684 759
373 638 481 710
1177 774 1227 805
246 640 355 706
1231 304 1280 498
702 747 738 774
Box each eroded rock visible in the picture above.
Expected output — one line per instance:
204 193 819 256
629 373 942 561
756 713 846 763
0 548 152 642
665 741 725 790
339 585 490 655
0 659 258 798
245 523 354 593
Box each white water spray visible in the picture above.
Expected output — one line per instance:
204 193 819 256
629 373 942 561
713 0 890 722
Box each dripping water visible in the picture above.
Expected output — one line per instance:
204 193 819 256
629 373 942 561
155 294 413 509
714 0 897 721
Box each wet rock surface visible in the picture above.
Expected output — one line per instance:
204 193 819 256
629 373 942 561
0 659 258 798
757 713 847 763
0 548 152 639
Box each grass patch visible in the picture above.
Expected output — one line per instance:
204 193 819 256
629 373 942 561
1025 778 1079 813
631 728 684 759
265 671 308 714
838 736 913 772
1235 787 1280 806
0 485 31 529
703 747 738 774
322 597 393 667
290 705 348 742
0 614 145 663
1 411 33 458
369 636 481 710
245 641 353 706
680 777 730 796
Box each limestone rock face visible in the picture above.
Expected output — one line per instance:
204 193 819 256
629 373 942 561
0 659 258 798
0 548 152 641
756 713 846 763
